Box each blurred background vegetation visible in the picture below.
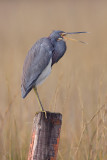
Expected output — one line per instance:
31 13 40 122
0 0 107 159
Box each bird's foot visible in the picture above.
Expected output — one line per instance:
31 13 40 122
35 110 47 119
42 110 47 119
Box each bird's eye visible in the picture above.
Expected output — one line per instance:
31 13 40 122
61 33 66 37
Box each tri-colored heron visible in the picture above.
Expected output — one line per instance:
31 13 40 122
21 30 87 112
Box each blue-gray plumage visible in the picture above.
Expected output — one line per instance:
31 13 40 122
21 30 87 111
21 37 53 98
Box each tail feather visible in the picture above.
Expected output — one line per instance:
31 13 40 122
21 85 32 98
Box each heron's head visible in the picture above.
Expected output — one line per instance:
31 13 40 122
49 30 88 44
49 30 65 41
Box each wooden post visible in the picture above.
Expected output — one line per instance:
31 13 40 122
27 111 62 160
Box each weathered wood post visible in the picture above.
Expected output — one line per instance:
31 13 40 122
27 111 62 160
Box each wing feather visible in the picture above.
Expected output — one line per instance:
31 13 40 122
21 38 53 98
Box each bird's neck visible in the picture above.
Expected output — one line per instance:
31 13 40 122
48 37 56 46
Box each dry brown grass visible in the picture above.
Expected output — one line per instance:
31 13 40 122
0 1 107 159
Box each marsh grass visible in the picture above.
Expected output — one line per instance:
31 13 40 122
0 1 107 160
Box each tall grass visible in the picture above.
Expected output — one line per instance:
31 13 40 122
0 1 107 159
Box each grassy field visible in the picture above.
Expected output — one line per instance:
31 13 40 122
0 1 107 159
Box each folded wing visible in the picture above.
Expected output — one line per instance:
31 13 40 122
21 38 53 98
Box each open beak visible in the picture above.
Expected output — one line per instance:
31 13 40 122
61 31 88 44
62 31 88 35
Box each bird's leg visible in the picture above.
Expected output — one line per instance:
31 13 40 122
34 87 47 118
34 87 44 111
